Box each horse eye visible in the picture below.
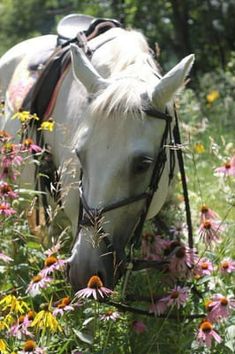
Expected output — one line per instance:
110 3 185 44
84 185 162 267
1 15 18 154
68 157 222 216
133 156 153 174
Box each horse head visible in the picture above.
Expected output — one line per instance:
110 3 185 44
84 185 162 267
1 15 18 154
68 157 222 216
68 40 194 291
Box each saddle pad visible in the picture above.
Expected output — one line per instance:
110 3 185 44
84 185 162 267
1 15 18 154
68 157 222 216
7 57 40 112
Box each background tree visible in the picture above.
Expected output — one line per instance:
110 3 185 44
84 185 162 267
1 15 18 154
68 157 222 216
0 0 235 75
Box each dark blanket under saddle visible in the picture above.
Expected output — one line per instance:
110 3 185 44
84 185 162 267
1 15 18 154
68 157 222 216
22 15 122 120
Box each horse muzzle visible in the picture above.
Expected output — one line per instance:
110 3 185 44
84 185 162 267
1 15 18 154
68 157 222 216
67 227 125 291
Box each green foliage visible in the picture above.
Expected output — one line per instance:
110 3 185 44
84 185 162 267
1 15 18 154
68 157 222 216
1 0 235 74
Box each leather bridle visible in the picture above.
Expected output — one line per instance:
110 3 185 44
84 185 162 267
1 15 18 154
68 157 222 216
76 106 176 258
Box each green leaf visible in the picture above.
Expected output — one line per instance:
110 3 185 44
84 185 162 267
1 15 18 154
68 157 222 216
73 329 93 345
226 325 235 339
82 317 94 326
225 340 235 352
26 241 42 249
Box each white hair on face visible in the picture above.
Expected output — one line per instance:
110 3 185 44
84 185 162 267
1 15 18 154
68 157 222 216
89 29 161 119
90 78 149 120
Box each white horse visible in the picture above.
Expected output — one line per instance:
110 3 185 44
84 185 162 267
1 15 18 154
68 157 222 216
0 25 194 290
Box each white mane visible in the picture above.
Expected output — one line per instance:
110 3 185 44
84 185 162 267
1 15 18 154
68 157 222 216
90 29 162 119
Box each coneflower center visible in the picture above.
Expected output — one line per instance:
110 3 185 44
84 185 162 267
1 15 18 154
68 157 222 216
224 162 231 169
143 233 155 243
58 297 71 308
44 255 57 267
105 310 114 316
27 310 35 320
0 184 12 194
220 297 228 306
201 262 209 270
221 261 229 269
18 315 25 324
203 220 212 229
23 138 33 147
200 320 213 333
201 205 209 213
23 340 37 351
0 204 8 210
3 143 14 153
175 246 186 258
170 291 179 299
0 130 10 140
32 274 42 283
87 275 103 289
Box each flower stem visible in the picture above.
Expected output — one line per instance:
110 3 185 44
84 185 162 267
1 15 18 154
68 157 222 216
102 320 113 353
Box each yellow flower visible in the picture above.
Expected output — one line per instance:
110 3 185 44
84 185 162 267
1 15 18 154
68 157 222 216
0 313 14 330
0 295 29 314
31 309 62 332
194 143 205 154
206 90 219 103
0 339 8 353
39 119 55 132
12 110 39 122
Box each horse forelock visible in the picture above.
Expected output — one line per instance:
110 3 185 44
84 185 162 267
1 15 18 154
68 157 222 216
89 29 161 120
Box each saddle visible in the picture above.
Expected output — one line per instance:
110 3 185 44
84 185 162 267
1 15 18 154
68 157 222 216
23 14 122 119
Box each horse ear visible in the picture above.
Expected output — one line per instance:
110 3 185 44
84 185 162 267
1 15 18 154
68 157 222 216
70 44 109 93
151 54 195 108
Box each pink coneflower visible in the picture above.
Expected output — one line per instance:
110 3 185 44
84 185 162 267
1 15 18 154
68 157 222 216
26 274 53 297
19 339 46 354
162 286 189 309
141 233 169 261
132 320 147 334
198 219 222 246
0 182 18 199
215 155 235 176
168 245 198 276
44 241 62 257
40 255 66 276
0 130 11 142
206 294 235 322
194 258 213 277
0 166 18 181
0 202 16 216
196 319 222 348
75 275 113 300
0 252 13 262
52 297 74 316
100 309 120 321
149 298 168 316
1 143 23 167
200 205 220 223
220 258 235 273
9 312 34 339
21 138 42 153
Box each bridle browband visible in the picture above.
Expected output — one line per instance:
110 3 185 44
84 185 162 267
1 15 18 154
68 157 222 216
76 106 176 258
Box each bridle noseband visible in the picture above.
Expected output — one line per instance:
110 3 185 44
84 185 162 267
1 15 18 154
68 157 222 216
77 107 176 255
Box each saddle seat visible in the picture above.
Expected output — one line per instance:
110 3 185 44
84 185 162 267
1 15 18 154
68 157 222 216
20 14 122 119
57 13 122 43
57 13 95 40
